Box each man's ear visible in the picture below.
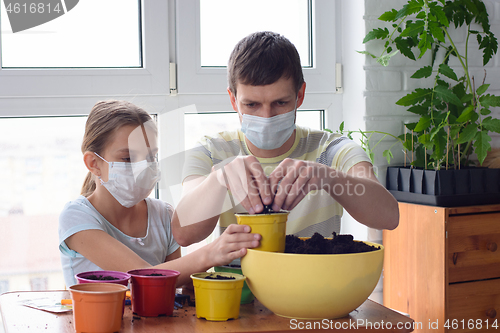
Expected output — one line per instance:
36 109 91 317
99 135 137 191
297 82 306 108
83 152 102 177
227 87 238 112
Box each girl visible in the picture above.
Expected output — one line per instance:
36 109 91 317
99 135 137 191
58 100 260 287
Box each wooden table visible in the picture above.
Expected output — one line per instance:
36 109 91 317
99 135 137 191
0 290 415 332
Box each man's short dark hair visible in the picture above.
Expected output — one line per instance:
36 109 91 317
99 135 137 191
228 31 305 96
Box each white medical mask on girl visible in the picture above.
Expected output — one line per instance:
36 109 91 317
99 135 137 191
94 153 161 208
239 101 297 150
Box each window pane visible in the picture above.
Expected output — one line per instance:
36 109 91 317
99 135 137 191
200 0 311 67
0 116 88 292
0 0 142 68
0 115 159 293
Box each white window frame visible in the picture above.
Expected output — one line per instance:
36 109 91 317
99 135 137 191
0 0 170 117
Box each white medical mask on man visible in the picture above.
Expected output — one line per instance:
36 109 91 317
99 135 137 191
239 101 297 150
95 153 161 208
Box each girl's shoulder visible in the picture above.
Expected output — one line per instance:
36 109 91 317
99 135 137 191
145 198 174 220
60 196 97 219
59 196 107 235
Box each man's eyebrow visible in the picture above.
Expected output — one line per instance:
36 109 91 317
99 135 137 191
241 95 294 103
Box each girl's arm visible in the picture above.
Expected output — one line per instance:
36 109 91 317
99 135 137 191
64 224 259 287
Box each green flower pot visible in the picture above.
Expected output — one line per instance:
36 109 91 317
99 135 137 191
214 264 254 304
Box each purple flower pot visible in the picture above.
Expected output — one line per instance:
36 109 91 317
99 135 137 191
75 270 131 286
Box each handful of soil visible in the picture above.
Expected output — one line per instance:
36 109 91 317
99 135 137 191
83 275 119 280
285 232 380 254
259 204 275 214
203 274 236 280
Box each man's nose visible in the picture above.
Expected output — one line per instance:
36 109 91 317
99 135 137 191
261 105 277 118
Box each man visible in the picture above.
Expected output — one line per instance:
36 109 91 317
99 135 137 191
172 31 398 247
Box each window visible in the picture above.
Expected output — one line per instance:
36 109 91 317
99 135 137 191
176 0 338 99
1 0 142 68
0 115 159 294
0 0 342 291
0 116 87 292
0 1 169 116
0 280 8 294
199 0 311 68
30 277 48 291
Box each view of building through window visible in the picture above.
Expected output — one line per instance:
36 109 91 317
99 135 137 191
0 116 88 294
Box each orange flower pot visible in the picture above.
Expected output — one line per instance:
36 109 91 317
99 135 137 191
69 283 128 333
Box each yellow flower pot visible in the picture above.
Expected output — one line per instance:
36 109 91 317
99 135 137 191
235 212 288 252
191 272 246 321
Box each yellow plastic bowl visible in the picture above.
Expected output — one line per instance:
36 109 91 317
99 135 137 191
235 212 288 252
241 240 384 319
191 272 246 321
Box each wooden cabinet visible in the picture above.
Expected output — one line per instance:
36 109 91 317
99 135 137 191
383 202 500 333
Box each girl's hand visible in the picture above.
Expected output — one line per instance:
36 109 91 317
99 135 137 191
207 223 261 267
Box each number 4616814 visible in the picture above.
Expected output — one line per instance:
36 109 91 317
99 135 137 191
444 319 498 330
5 2 62 14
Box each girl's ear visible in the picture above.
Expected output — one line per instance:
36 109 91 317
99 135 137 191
83 152 102 177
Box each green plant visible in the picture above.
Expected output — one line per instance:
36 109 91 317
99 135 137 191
325 123 404 166
359 0 500 170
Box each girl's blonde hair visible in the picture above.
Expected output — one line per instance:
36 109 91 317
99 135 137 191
81 100 154 197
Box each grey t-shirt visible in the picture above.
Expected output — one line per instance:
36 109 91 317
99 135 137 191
58 196 179 287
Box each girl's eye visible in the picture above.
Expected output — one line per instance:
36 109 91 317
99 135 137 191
122 157 131 162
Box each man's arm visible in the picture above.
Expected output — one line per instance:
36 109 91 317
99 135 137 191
269 159 399 230
171 174 226 246
338 161 399 230
171 156 274 246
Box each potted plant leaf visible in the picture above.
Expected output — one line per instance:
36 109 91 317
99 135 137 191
356 0 500 206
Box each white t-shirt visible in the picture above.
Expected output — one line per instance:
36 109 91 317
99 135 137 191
58 196 179 287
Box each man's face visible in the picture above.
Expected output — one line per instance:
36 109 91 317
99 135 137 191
229 76 305 122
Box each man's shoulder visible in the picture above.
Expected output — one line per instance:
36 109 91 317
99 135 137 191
295 126 344 146
201 129 241 143
196 129 243 157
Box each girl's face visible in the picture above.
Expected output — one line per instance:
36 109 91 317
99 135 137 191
97 122 158 182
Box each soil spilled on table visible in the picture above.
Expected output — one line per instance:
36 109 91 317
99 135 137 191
285 232 380 254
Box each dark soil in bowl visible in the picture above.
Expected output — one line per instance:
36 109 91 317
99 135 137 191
285 232 380 254
204 275 236 280
83 274 119 280
146 273 165 276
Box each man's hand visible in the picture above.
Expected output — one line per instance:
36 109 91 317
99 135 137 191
214 155 273 214
269 158 331 211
